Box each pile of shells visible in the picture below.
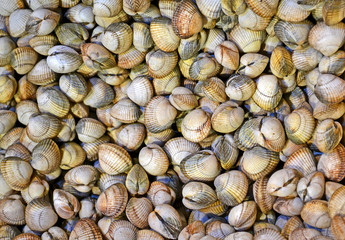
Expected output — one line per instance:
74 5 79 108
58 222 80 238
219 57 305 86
0 0 345 239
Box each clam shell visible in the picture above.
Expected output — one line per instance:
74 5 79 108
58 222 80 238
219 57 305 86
292 47 323 72
29 34 58 56
331 215 345 240
253 176 276 214
26 9 60 36
238 8 271 30
281 216 304 239
26 113 62 142
314 74 345 105
15 75 37 101
94 10 130 28
36 86 70 118
5 143 30 162
211 101 244 133
6 9 32 37
110 98 140 124
196 0 222 19
98 173 126 192
329 186 345 218
277 0 310 22
10 47 38 75
317 143 345 182
238 53 269 78
147 181 176 206
178 32 205 60
284 147 316 177
146 49 178 78
41 227 68 240
169 86 198 111
0 0 24 16
245 0 278 17
123 0 150 15
289 228 321 240
105 220 138 240
203 28 226 53
101 23 132 54
182 182 217 209
98 143 132 175
178 221 206 240
31 139 60 174
96 183 128 217
202 77 227 103
55 23 89 50
125 164 149 196
70 219 102 240
93 0 122 17
126 197 153 228
47 45 83 73
211 134 239 170
139 144 169 176
81 43 116 70
64 165 98 193
297 171 325 203
83 77 115 108
0 127 23 150
0 110 16 135
314 119 343 153
319 50 345 76
228 25 266 53
81 135 110 161
234 117 261 151
181 109 211 143
118 45 146 69
59 73 88 103
267 168 301 198
164 137 200 165
0 195 25 225
270 46 295 78
273 197 304 216
132 22 153 52
53 189 80 220
301 200 331 228
13 233 40 240
254 229 285 240
240 146 280 180
214 41 239 70
150 17 180 52
76 118 106 143
60 142 85 170
322 0 345 25
98 66 129 86
189 53 221 81
228 201 257 230
225 232 253 240
27 59 56 86
145 127 175 146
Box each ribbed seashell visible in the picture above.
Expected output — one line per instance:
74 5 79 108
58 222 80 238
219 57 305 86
252 75 282 111
112 78 131 103
205 222 234 239
81 135 110 161
227 201 257 230
244 0 278 18
13 75 35 102
47 45 82 74
314 74 345 105
211 134 239 170
20 176 49 204
297 171 325 202
27 59 56 86
253 176 276 214
13 233 41 240
98 66 129 86
148 204 183 239
178 220 206 240
150 17 180 52
168 86 198 111
237 53 269 78
182 182 217 210
41 227 68 240
70 218 102 240
178 31 205 60
138 144 168 176
9 47 38 75
263 34 283 53
108 124 145 152
214 170 248 207
234 117 261 151
101 23 132 54
93 0 122 17
59 73 88 103
126 197 153 229
0 110 16 135
83 77 115 108
224 232 253 240
240 146 280 180
280 216 304 239
122 0 150 15
36 86 70 118
95 183 128 217
0 32 15 66
0 195 25 225
273 197 304 216
75 118 106 143
109 98 140 124
100 219 138 240
277 0 310 22
0 0 24 16
66 3 94 29
147 181 176 206
284 107 315 144
98 143 132 175
145 128 174 146
6 9 32 37
144 96 178 133
31 139 60 174
65 165 98 193
254 229 285 240
214 41 239 71
25 8 60 36
60 0 80 8
53 189 80 220
198 96 219 114
270 46 295 78
125 164 149 196
274 20 312 50
308 21 345 56
117 45 146 69
0 75 16 105
317 144 345 182
180 150 221 182
5 144 30 162
228 25 266 53
322 0 345 25
181 109 211 142
284 147 316 176
60 142 85 170
79 197 97 220
25 113 61 142
29 35 58 56
195 0 221 19
211 101 244 133
158 0 179 19
314 119 343 153
0 127 23 150
146 49 178 79
267 168 301 197
164 137 200 166
98 173 126 192
200 77 226 103
328 186 345 218
188 53 221 81
289 228 321 240
19 129 39 152
55 23 89 50
238 8 271 31
203 29 226 54
94 9 130 28
132 22 153 52
319 50 345 76
25 198 58 232
300 200 331 228
331 215 345 240
81 43 116 70
292 47 322 72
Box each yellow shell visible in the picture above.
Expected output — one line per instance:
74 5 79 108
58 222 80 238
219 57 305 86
98 143 132 175
317 143 345 182
211 101 244 134
27 59 56 86
139 143 169 176
270 46 295 78
101 23 132 54
182 181 217 209
150 17 180 52
10 47 38 75
228 201 257 230
26 113 62 142
284 147 316 177
146 49 178 78
70 219 102 240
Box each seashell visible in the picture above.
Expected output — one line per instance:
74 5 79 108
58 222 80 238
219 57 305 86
252 75 282 111
150 17 180 52
253 176 276 214
65 165 98 193
178 32 205 60
325 181 343 202
98 173 126 192
53 189 80 220
31 139 60 174
20 176 49 204
169 86 198 111
309 21 345 57
70 218 102 240
36 86 70 118
195 0 221 19
188 53 221 81
319 50 345 76
29 34 59 56
27 59 56 86
0 195 25 225
144 96 178 133
25 113 61 142
94 9 130 28
289 228 321 240
237 53 269 78
95 183 128 217
83 77 115 108
182 182 217 210
13 76 35 103
200 77 226 103
59 73 88 103
228 25 266 53
238 8 271 31
0 0 24 16
101 219 138 240
108 123 145 152
280 216 304 239
60 0 80 8
0 32 16 66
275 98 292 122
277 0 310 22
81 135 110 161
0 127 23 150
273 197 304 216
270 46 295 78
314 119 343 153
101 23 132 54
98 143 132 175
117 45 146 69
181 109 211 143
331 215 345 240
179 220 205 240
300 200 331 229
148 204 183 239
240 146 280 180
13 233 41 240
284 107 316 145
145 127 174 146
297 171 325 202
81 43 116 70
214 41 239 71
93 0 122 17
211 134 239 170
267 168 301 198
147 181 176 206
125 164 149 196
126 197 153 228
55 23 89 50
110 98 140 124
138 144 169 176
314 74 345 105
60 142 86 170
244 0 279 18
317 143 345 182
211 101 244 133
293 48 322 75
228 201 257 230
164 137 200 167
0 110 16 136
322 0 344 25
234 117 261 151
147 50 177 80
41 227 68 240
75 118 106 143
6 9 32 37
47 45 83 73
98 66 129 86
123 0 150 15
328 185 345 219
0 76 16 106
180 150 221 182
203 29 226 54
10 47 38 75
66 3 94 29
225 232 253 240
25 198 58 232
26 9 60 36
5 144 30 163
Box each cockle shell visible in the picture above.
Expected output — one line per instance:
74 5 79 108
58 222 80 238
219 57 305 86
98 143 132 175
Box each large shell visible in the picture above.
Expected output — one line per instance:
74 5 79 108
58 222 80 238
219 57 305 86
284 147 316 177
150 17 180 52
211 101 244 134
125 164 149 196
0 195 25 225
53 189 80 220
314 119 343 153
314 74 345 105
132 22 153 52
47 45 82 74
64 165 98 193
118 45 146 69
267 168 301 198
110 98 140 124
301 200 331 228
96 183 128 217
36 86 70 118
6 9 32 37
27 59 56 86
98 143 132 175
55 23 89 50
126 197 153 229
26 9 60 36
108 123 145 152
225 75 255 101
10 47 38 75
29 34 59 56
83 77 115 108
277 0 310 22
228 201 257 230
146 49 178 78
297 171 325 202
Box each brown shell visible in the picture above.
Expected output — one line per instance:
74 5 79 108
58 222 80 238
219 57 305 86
96 183 128 217
70 218 103 240
317 143 345 182
126 197 153 229
253 176 276 214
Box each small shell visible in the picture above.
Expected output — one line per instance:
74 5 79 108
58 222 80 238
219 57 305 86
297 171 325 202
110 98 140 124
284 107 316 145
60 142 85 170
0 110 16 135
292 47 323 72
164 137 200 165
26 9 60 36
189 53 221 81
317 143 345 182
254 229 285 240
65 165 98 193
81 43 116 70
267 168 301 198
98 66 129 86
319 50 345 76
331 215 345 240
211 134 238 170
289 228 321 240
55 23 89 50
182 182 217 209
196 0 222 19
228 201 257 230
237 53 269 78
228 25 266 53
277 0 310 22
96 183 128 217
203 28 226 53
225 232 253 240
314 74 345 105
10 47 38 75
147 181 176 206
148 204 183 239
0 195 25 225
25 198 58 232
238 8 271 30
125 164 149 196
66 3 95 29
201 77 227 103
169 86 198 111
126 197 153 228
178 32 205 60
245 0 279 17
13 233 41 240
83 77 115 108
178 221 205 240
53 189 80 220
0 127 24 150
117 46 146 69
314 119 343 153
132 22 153 52
41 227 68 240
94 10 130 28
270 46 295 78
36 86 70 118
27 59 56 86
144 96 178 133
98 143 132 175
59 73 88 103
123 0 150 15
147 50 178 79
180 150 221 182
70 219 102 240
6 9 32 37
101 23 132 54
211 101 244 133
47 45 82 73
76 118 106 143
273 197 304 216
240 146 280 180
139 144 169 176
308 21 345 56
31 139 60 174
81 135 110 161
253 176 276 214
181 109 211 143
150 17 180 52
